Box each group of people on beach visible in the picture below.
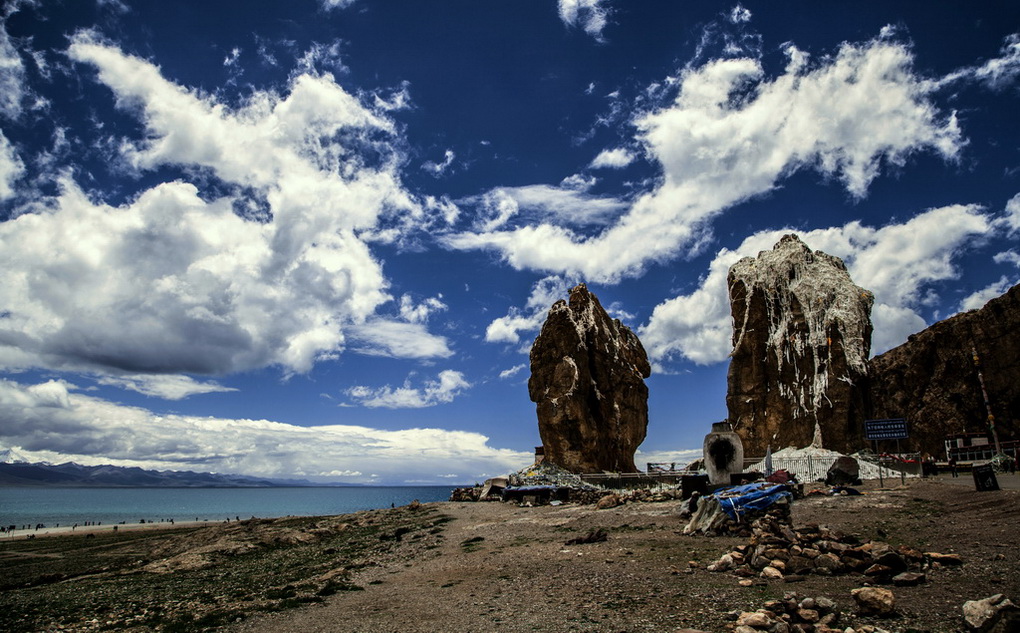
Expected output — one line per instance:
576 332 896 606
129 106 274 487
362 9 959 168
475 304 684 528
3 516 258 535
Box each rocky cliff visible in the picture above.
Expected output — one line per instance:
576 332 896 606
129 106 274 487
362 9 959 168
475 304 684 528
867 283 1020 456
529 284 651 473
727 235 874 456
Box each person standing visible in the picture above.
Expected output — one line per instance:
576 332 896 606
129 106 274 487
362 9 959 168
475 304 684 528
949 456 958 477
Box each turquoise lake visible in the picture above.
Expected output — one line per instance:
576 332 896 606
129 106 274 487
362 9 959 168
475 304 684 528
0 486 455 528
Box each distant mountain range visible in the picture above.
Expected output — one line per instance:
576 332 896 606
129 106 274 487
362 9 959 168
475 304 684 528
0 460 346 488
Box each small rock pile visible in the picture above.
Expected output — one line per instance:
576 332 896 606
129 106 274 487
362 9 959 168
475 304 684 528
587 488 685 508
449 487 480 502
722 591 898 633
707 512 962 584
726 593 841 633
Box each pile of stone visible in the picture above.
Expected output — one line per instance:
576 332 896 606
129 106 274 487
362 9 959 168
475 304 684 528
707 512 962 584
449 487 481 502
723 589 903 633
451 462 607 504
587 488 685 509
725 593 844 633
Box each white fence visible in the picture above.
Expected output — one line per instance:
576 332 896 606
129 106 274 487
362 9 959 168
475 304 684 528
743 454 921 481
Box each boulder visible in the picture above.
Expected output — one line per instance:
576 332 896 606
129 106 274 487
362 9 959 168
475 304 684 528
963 594 1020 633
825 456 861 486
595 493 623 510
851 587 896 616
892 571 926 587
529 284 651 473
727 235 874 455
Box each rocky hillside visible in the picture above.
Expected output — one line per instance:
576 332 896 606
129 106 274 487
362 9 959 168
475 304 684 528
867 283 1020 456
528 283 651 473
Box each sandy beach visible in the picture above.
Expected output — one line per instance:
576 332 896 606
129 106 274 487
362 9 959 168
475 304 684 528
1 518 230 540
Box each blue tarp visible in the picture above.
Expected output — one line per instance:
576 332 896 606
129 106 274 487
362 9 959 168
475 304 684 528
712 482 793 520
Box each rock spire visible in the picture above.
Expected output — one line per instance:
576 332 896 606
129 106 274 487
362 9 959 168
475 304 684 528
726 234 874 455
528 283 651 473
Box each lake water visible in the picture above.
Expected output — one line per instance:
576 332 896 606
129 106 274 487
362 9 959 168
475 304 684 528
0 486 455 528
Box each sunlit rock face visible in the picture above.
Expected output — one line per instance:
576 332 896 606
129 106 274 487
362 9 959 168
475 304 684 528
528 284 651 473
868 283 1020 457
726 235 874 456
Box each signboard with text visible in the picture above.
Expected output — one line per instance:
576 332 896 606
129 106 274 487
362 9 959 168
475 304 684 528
864 418 909 441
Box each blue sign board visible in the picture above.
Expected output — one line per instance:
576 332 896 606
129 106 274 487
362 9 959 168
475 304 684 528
864 418 909 441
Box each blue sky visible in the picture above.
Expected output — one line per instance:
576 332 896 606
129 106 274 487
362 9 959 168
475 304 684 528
0 0 1018 484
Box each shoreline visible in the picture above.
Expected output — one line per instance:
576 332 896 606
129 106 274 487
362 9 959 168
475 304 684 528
5 472 1017 541
1 517 250 540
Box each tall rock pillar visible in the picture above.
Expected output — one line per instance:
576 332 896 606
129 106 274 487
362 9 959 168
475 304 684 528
726 235 874 455
529 284 651 473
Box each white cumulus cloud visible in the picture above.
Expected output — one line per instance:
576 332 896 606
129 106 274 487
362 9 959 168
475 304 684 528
558 0 610 41
485 276 573 345
1002 193 1020 235
0 19 26 118
0 131 23 199
0 33 450 383
590 147 634 169
96 374 238 400
958 276 1017 312
640 204 993 368
498 364 527 380
398 294 448 324
446 37 964 283
345 370 470 409
728 5 752 24
348 319 452 359
319 0 358 11
0 378 526 484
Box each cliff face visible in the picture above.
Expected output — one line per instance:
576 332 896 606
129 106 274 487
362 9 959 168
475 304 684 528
867 284 1020 456
727 235 874 456
528 284 651 473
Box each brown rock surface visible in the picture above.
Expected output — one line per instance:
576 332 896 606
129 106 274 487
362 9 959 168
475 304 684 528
528 283 651 473
867 283 1020 456
727 235 874 456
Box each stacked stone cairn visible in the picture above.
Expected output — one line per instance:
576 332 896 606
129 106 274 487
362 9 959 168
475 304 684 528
723 592 899 633
726 593 841 633
706 509 961 586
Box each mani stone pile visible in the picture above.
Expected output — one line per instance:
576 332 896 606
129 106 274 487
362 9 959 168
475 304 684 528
705 510 960 587
720 590 900 633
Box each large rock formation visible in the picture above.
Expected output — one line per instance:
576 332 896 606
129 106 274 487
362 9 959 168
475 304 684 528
528 283 651 473
727 235 874 456
867 283 1020 456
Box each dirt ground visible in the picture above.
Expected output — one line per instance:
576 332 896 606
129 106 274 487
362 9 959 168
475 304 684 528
2 475 1018 632
228 476 1020 633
